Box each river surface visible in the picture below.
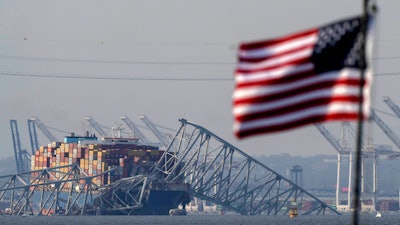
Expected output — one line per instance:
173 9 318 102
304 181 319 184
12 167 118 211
0 214 398 225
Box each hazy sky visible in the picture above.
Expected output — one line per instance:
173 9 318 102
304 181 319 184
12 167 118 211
0 0 399 160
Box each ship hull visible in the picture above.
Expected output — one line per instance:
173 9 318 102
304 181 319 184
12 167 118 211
31 136 191 216
97 190 189 215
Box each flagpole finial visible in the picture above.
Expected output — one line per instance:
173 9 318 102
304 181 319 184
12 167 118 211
366 0 378 14
370 4 378 14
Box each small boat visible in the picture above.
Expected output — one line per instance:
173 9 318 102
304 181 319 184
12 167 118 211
376 211 382 218
288 201 298 218
169 208 187 216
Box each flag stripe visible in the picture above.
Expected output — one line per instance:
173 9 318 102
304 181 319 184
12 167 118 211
234 69 369 138
235 95 361 122
234 69 362 102
234 112 361 138
238 44 314 64
234 82 363 118
237 31 317 72
239 29 318 56
234 103 361 132
235 63 314 85
236 53 313 74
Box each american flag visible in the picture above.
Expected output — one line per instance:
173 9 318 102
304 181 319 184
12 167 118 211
233 15 374 139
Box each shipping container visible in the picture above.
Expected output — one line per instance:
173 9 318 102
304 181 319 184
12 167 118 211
31 137 163 191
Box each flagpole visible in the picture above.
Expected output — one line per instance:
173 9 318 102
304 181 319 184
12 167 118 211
352 0 369 225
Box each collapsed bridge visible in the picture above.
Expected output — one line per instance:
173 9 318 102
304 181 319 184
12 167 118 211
0 118 339 216
152 119 339 215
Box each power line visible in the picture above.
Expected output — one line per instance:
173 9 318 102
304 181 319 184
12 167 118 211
0 38 236 47
375 72 400 77
1 71 399 81
0 71 232 81
0 54 234 65
373 56 400 60
0 54 399 66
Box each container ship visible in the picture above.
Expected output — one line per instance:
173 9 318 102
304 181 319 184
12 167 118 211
30 133 190 215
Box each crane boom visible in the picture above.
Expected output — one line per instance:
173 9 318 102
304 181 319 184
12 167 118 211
120 116 150 143
382 96 400 118
10 120 31 173
29 117 58 142
28 119 39 154
314 123 349 154
370 108 400 149
10 120 23 172
139 115 170 147
84 116 108 137
341 121 370 151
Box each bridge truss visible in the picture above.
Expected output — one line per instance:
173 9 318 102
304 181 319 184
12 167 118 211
153 119 340 215
0 164 114 216
2 118 340 216
0 166 183 216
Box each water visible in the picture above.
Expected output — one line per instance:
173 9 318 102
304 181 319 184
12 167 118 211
0 214 397 225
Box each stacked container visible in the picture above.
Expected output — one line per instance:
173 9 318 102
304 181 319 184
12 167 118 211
31 141 164 188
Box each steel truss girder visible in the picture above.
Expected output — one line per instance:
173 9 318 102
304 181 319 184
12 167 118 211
0 164 111 216
154 118 340 216
93 175 150 215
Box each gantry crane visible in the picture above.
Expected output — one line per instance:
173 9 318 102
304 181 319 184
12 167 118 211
340 121 388 212
10 120 31 173
314 122 352 211
353 107 400 212
315 121 383 212
84 116 108 137
29 117 58 143
139 115 170 148
120 116 151 144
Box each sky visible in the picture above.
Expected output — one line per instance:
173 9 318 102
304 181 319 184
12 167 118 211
0 0 399 160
